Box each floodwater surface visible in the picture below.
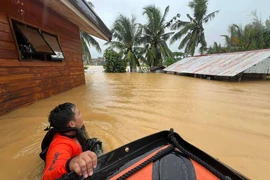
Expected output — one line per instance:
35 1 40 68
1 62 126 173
0 67 270 180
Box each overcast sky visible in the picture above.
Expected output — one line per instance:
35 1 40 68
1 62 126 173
89 0 270 58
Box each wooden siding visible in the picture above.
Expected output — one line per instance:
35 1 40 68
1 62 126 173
0 0 85 115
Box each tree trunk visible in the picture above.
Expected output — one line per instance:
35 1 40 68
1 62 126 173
130 62 134 72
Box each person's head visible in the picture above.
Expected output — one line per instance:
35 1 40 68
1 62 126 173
48 102 83 129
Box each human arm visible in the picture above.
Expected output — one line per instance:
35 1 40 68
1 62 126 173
42 137 98 180
68 150 97 179
42 142 75 180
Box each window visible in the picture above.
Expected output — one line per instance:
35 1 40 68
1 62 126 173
42 32 65 61
12 20 65 61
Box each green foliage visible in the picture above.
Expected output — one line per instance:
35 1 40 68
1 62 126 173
80 31 101 65
103 50 127 73
141 5 173 67
207 42 227 54
106 6 173 70
266 17 270 30
208 11 270 54
164 57 177 66
170 0 219 56
106 15 142 72
172 52 186 60
81 2 101 65
138 64 150 73
163 52 185 66
84 66 89 70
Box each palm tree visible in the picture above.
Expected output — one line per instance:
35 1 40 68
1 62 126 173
207 42 226 54
141 5 174 67
207 11 270 55
80 31 101 65
80 1 101 65
266 17 270 31
249 11 266 49
106 15 143 72
264 18 270 48
170 0 219 56
221 24 263 52
232 24 257 51
219 11 270 53
220 24 239 52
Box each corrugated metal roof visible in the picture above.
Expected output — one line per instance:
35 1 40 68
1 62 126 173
164 49 270 77
244 58 270 74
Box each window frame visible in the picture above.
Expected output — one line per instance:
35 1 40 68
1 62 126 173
9 17 65 61
13 20 55 55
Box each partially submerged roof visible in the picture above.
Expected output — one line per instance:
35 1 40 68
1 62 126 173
39 0 111 41
164 49 270 77
150 66 165 71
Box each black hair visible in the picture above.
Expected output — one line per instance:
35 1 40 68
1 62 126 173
48 102 76 129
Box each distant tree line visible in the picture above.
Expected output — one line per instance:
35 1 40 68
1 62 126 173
82 1 270 73
105 0 219 72
208 11 270 54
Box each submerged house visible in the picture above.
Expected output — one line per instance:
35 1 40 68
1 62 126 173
164 49 270 81
0 0 111 115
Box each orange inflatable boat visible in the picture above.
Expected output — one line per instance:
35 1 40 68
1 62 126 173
58 129 249 180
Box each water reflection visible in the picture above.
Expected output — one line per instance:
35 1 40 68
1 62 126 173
0 66 270 180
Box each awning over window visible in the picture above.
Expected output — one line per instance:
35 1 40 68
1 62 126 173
16 23 55 54
42 32 65 60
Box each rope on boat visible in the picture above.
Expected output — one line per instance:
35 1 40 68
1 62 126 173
116 145 174 180
57 129 232 180
168 129 231 180
117 129 232 180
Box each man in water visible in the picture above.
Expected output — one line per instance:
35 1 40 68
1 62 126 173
41 102 99 180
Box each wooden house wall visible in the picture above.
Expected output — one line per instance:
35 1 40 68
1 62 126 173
0 0 85 115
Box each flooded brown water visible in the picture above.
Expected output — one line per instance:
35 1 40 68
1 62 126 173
0 67 270 180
